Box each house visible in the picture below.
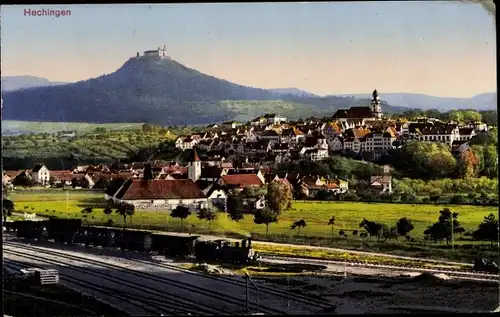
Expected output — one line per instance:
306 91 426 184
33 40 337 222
49 170 75 187
458 128 476 141
175 136 198 150
407 123 459 146
222 121 242 129
32 164 50 185
370 176 392 194
218 174 264 190
199 166 226 182
109 179 208 211
264 114 287 125
328 136 344 152
225 169 266 184
301 148 329 161
201 183 228 211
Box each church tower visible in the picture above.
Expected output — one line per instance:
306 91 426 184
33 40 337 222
188 147 202 182
371 89 383 119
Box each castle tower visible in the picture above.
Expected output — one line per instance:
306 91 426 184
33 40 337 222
371 89 383 119
188 147 202 182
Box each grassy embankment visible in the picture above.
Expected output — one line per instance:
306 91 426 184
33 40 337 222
2 121 182 160
7 190 497 264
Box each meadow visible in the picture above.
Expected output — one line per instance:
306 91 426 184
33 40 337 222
7 190 497 263
2 120 145 135
8 191 494 236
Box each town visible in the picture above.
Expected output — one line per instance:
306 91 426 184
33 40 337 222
3 90 493 213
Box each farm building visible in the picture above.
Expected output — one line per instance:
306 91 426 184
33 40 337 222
106 179 208 211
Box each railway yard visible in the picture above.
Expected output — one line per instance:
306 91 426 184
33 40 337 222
4 233 500 315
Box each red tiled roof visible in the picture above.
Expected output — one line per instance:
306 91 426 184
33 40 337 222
49 170 75 181
220 174 263 187
116 179 206 200
4 170 21 178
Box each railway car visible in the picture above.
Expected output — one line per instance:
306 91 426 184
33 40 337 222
114 229 152 252
14 220 49 240
78 226 116 248
47 218 82 244
151 234 199 258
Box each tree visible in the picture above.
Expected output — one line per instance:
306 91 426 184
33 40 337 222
396 217 415 238
359 218 384 240
103 206 113 218
424 208 462 244
3 199 14 222
115 203 135 224
458 149 479 179
197 207 217 228
290 219 307 235
254 207 279 235
226 194 244 222
81 207 93 215
171 205 191 228
265 181 293 215
473 213 499 245
327 216 336 237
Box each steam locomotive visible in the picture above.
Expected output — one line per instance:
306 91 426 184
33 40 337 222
6 219 256 265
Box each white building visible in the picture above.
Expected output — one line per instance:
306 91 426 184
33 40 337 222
175 136 198 150
370 89 383 119
31 164 50 185
143 45 170 59
187 148 202 182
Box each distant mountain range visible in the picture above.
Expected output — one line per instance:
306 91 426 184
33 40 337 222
335 92 497 111
1 57 406 125
1 75 68 92
268 88 319 98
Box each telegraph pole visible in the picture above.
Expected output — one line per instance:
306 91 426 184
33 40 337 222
451 217 454 252
245 272 250 314
287 275 290 309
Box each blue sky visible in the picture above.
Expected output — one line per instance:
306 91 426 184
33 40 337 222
1 2 496 97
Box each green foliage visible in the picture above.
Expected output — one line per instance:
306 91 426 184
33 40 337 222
396 217 415 238
254 207 279 234
424 208 463 244
197 207 218 228
170 205 191 227
290 219 307 234
3 199 14 221
115 203 135 224
226 194 245 222
103 206 113 218
265 181 293 214
473 213 498 244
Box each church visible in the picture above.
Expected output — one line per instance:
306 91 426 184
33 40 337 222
331 89 384 130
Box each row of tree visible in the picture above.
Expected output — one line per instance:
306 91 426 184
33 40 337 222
390 109 497 127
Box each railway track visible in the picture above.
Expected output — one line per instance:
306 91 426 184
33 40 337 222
4 237 333 312
261 255 500 281
3 259 174 316
129 257 333 310
3 253 223 316
5 241 315 315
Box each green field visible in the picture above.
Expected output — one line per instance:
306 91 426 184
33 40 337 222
2 120 146 134
2 124 178 160
8 190 494 237
7 190 497 262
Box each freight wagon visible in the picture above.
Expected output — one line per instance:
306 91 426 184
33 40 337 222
11 220 256 265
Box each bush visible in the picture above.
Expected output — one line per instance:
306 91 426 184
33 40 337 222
449 195 467 204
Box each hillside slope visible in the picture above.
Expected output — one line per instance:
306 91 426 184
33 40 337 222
336 92 497 111
1 75 68 92
2 57 407 125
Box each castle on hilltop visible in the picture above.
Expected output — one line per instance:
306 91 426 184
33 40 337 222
136 45 171 60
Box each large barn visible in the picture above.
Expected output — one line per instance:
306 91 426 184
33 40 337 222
108 179 208 211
